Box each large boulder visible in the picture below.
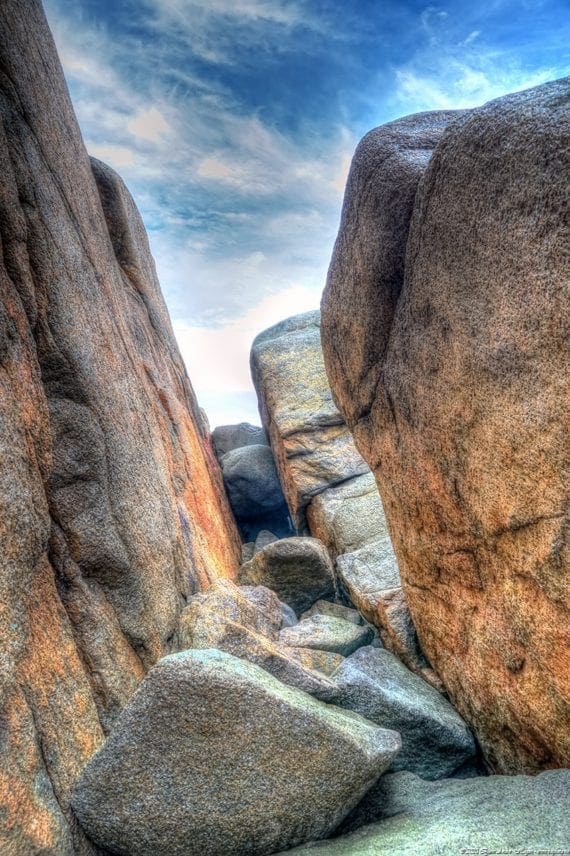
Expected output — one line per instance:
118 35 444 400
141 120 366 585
279 614 374 657
321 80 570 772
330 647 476 780
212 422 268 458
220 444 292 540
71 649 402 856
251 311 369 530
239 537 337 613
285 770 570 854
0 3 240 853
306 473 385 558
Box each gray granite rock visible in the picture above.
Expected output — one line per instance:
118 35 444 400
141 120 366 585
72 650 402 856
212 422 268 459
330 647 476 780
301 600 364 626
280 615 374 657
239 537 336 614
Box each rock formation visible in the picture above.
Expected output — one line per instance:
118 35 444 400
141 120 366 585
0 2 239 852
322 82 570 772
251 312 434 681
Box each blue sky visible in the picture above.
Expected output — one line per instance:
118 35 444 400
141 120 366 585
44 0 570 426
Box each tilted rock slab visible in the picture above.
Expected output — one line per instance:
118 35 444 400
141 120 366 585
0 3 240 852
71 649 401 856
322 83 570 771
251 311 369 531
285 769 570 854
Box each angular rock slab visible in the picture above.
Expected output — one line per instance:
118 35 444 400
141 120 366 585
286 770 570 853
330 647 476 780
251 311 368 530
239 537 337 614
306 473 385 558
280 614 373 656
322 79 570 772
72 650 402 856
301 600 364 626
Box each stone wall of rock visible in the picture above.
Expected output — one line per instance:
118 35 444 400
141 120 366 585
251 311 437 683
322 81 570 773
0 3 240 853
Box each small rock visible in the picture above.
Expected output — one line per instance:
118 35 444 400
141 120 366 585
212 422 268 459
72 649 402 856
330 647 476 780
180 578 282 641
301 599 364 625
239 537 336 614
241 542 255 563
281 602 299 628
280 615 374 657
254 529 279 554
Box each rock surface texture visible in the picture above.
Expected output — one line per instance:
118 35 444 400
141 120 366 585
0 3 240 853
72 649 402 856
285 770 570 854
251 311 369 531
322 83 570 772
253 315 430 679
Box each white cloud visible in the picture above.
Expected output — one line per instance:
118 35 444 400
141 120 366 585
87 143 136 167
127 106 172 143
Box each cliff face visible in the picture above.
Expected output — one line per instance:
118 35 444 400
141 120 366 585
0 3 240 853
322 82 570 774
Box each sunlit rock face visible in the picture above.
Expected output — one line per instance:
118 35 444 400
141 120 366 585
322 81 570 774
0 2 240 852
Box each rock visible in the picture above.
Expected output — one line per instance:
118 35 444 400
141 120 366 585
212 422 268 458
280 615 374 657
72 649 402 856
306 473 385 558
0 3 240 852
180 578 283 640
281 602 299 628
322 79 570 772
288 648 346 676
251 311 369 530
330 647 477 780
220 444 292 540
239 537 337 614
335 543 436 684
179 599 338 699
254 529 279 553
286 770 570 853
301 600 364 625
241 542 255 563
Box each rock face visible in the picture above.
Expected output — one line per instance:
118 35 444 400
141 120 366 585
330 647 476 780
71 649 402 856
286 770 570 854
239 537 337 614
253 315 428 679
0 3 240 853
321 82 570 772
251 311 369 531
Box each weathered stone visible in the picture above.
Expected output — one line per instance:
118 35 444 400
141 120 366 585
280 615 374 656
286 770 570 853
72 650 402 856
220 444 292 540
330 647 476 779
180 578 283 641
0 4 239 852
251 311 368 530
281 602 299 628
241 542 255 563
301 600 364 625
239 537 337 613
212 422 268 458
306 473 385 558
254 529 279 553
179 599 338 699
322 79 570 772
335 543 438 685
287 647 346 676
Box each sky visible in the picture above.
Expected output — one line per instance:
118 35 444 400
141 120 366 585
44 0 570 427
